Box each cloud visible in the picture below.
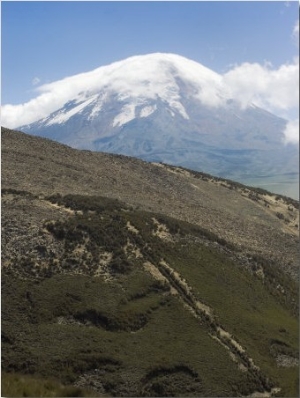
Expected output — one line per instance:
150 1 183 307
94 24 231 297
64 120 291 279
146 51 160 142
283 119 299 144
293 20 299 42
1 70 95 128
1 92 69 129
223 59 299 117
293 19 299 37
32 77 41 86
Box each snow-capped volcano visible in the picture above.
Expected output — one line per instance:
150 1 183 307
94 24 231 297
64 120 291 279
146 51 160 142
28 53 226 128
19 53 298 189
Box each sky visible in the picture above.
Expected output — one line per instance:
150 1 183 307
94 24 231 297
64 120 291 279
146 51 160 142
1 1 299 142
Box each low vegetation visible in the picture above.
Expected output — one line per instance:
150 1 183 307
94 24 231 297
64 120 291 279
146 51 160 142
2 191 298 397
1 372 104 397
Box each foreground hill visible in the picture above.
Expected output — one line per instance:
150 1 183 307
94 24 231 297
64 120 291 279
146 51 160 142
1 127 299 397
2 127 298 278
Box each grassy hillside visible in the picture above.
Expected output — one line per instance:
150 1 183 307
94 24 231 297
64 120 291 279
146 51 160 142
2 191 298 397
2 127 299 280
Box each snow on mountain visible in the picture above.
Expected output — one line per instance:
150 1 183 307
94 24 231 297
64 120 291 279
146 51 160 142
113 103 136 127
18 53 298 195
140 105 157 118
46 95 98 126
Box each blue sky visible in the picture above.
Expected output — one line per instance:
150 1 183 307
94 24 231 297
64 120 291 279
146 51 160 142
2 1 299 106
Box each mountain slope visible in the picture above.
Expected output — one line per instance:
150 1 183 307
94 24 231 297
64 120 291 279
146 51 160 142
17 53 298 192
2 127 299 278
1 127 299 397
